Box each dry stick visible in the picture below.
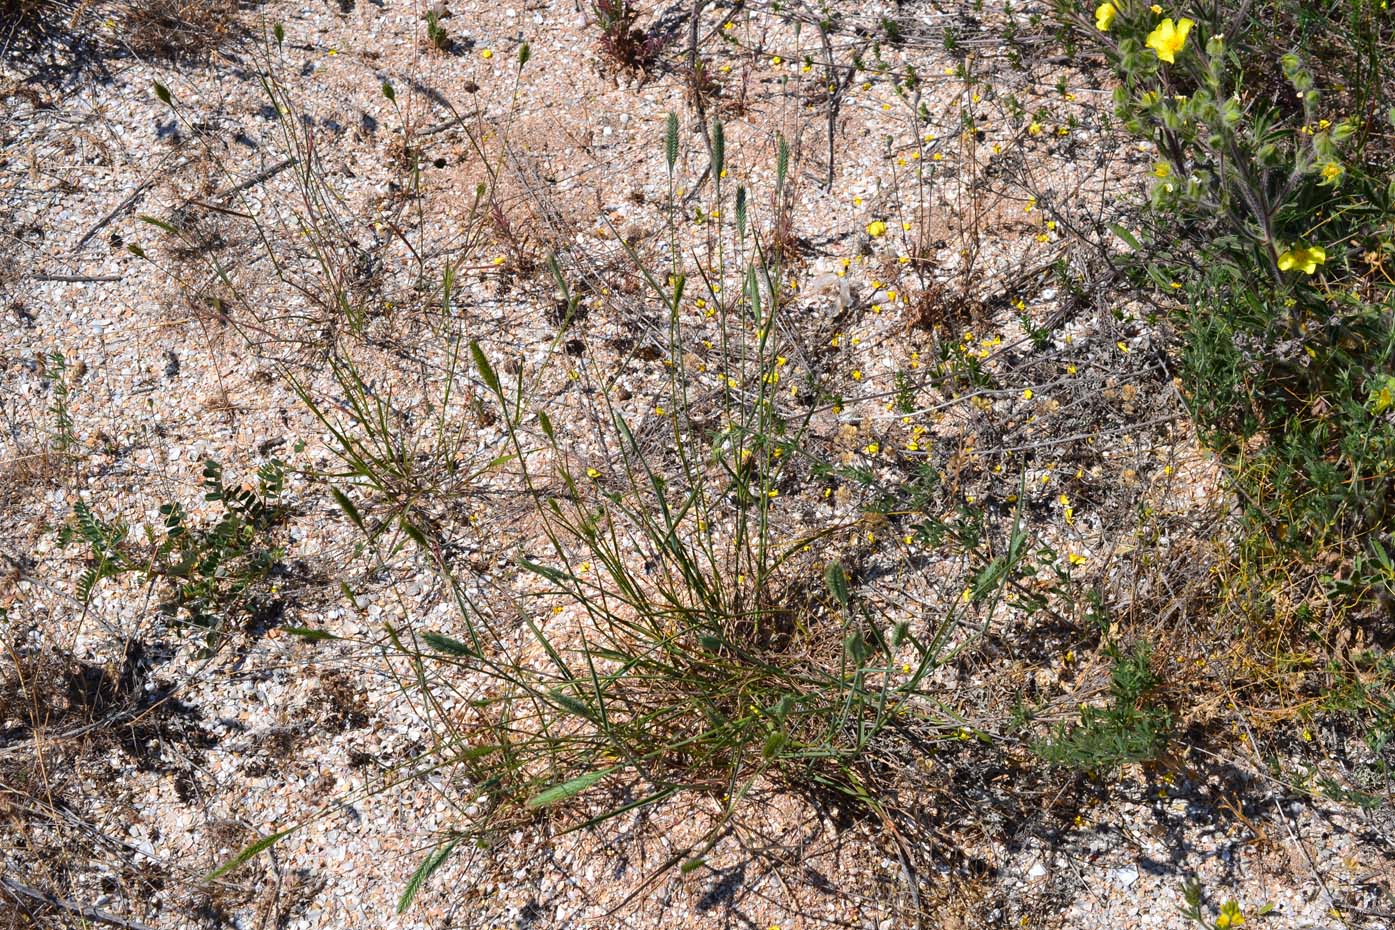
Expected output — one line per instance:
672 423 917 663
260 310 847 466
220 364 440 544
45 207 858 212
0 876 158 930
683 0 715 206
30 273 123 282
416 110 482 138
73 179 153 251
800 3 866 191
213 156 297 202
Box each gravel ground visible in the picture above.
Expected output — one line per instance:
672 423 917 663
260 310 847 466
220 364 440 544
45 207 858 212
3 0 1393 927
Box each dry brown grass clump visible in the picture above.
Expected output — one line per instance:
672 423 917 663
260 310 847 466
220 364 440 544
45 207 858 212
119 0 245 59
1 0 246 57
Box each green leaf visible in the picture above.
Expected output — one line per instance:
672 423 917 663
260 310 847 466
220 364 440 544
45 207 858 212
824 561 850 608
519 557 569 586
422 631 477 657
397 838 460 914
207 828 294 879
279 626 337 641
525 770 608 810
971 557 1006 601
1110 224 1141 250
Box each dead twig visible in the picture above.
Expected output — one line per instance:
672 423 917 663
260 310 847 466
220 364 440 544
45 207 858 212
73 180 154 252
1 875 158 930
29 273 124 282
215 157 297 201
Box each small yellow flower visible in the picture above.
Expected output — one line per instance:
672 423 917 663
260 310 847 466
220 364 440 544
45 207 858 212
1145 17 1193 64
1068 552 1087 566
1153 162 1172 178
864 442 879 455
1320 160 1343 183
851 369 863 381
586 467 601 479
1028 121 1043 136
1022 388 1034 400
481 48 494 59
1150 2 1163 11
866 220 888 237
1216 900 1245 928
1094 1 1117 31
1277 244 1326 275
1372 378 1395 414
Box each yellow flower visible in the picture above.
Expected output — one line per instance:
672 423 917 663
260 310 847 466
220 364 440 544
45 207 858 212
1153 162 1171 178
1150 2 1163 10
1372 378 1395 414
866 220 888 237
1320 160 1343 183
1216 900 1245 928
1094 1 1117 31
1146 17 1193 63
1277 244 1326 275
1028 121 1043 136
481 48 494 59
